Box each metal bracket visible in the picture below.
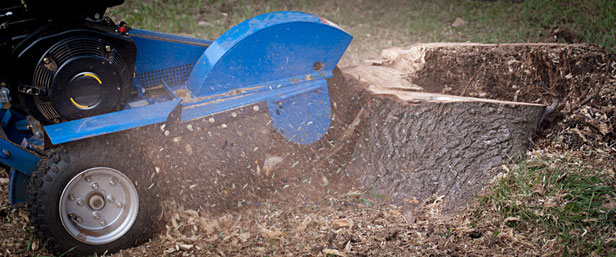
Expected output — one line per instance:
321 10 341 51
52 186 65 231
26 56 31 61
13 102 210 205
0 87 10 109
18 85 48 97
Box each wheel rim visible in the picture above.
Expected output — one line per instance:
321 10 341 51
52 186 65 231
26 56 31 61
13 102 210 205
59 167 139 245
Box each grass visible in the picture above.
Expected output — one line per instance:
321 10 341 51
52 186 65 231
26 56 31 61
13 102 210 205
473 157 616 256
108 0 616 63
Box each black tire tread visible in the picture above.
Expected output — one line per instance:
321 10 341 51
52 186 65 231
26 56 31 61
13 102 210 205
28 148 69 255
27 139 157 256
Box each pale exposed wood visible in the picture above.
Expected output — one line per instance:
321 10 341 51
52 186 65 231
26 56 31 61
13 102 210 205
343 65 424 92
366 86 544 106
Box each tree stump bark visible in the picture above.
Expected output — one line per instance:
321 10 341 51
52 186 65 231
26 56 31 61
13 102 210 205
345 84 544 212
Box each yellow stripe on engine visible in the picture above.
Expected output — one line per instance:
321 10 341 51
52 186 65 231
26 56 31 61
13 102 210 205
84 73 102 84
70 98 89 109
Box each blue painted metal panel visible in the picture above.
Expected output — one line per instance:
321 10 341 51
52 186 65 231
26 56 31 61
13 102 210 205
266 80 331 144
14 119 28 131
186 11 353 98
1 110 11 127
129 28 209 87
0 109 41 206
44 99 181 145
130 29 213 47
0 109 35 152
9 168 31 207
181 79 324 122
0 138 41 175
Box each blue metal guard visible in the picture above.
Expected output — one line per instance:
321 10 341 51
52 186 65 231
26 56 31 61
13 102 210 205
186 11 352 98
182 11 352 144
129 29 211 88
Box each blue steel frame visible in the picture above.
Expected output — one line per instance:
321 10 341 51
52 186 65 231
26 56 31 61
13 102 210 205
5 11 352 206
0 109 43 206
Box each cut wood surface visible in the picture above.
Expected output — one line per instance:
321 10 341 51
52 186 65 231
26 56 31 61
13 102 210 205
379 43 611 107
343 65 423 91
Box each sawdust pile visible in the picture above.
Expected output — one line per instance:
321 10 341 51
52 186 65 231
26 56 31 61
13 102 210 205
114 193 547 257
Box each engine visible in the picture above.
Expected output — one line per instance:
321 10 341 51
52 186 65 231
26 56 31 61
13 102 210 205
0 0 135 124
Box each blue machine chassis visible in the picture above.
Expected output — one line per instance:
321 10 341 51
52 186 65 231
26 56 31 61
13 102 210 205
1 11 352 206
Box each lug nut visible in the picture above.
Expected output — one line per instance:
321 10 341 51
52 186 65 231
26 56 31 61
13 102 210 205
84 176 92 182
92 212 100 220
108 177 116 186
75 216 82 223
116 201 123 208
76 199 84 206
91 182 99 190
99 219 106 226
106 195 115 203
68 194 75 201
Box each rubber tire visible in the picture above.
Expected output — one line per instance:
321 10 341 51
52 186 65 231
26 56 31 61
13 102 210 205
27 139 157 256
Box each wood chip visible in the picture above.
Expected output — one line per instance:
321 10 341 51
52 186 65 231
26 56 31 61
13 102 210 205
332 219 353 229
323 248 346 257
261 228 285 239
178 243 193 250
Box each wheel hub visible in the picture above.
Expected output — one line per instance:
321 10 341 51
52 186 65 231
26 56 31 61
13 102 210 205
59 167 139 245
87 192 106 211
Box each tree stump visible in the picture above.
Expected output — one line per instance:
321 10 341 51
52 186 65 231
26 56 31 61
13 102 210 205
345 82 545 212
343 43 614 212
341 43 614 212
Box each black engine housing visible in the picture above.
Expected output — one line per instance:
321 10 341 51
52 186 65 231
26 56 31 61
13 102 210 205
1 0 135 124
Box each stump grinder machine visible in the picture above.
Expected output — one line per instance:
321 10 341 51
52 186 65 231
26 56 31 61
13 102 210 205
0 0 351 255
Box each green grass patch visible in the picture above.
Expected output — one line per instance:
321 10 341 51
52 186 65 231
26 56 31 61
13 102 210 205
109 0 615 53
473 157 616 256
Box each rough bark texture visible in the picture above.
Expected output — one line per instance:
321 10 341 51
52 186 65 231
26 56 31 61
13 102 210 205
348 91 544 212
